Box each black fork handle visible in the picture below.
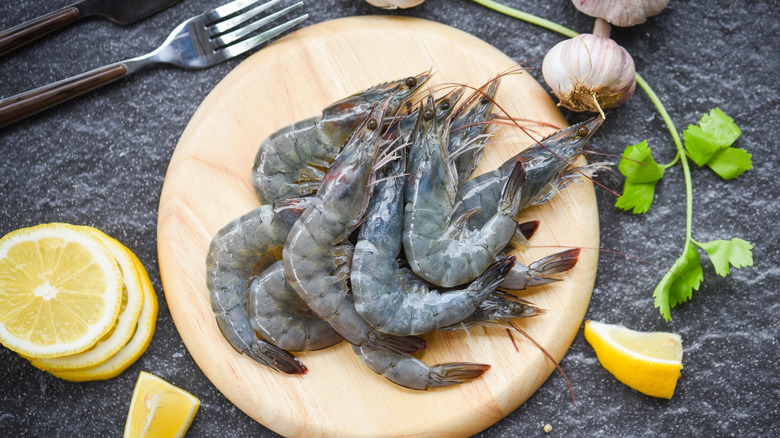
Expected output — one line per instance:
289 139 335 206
0 63 128 128
0 6 82 56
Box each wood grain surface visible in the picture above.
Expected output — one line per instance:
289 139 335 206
157 16 599 438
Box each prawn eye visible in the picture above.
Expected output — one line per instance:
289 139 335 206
440 100 450 110
423 109 434 120
577 126 589 137
481 97 490 105
367 118 378 130
405 77 418 88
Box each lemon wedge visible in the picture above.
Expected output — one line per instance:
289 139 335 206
49 253 158 382
124 371 200 438
0 223 123 358
584 320 683 399
31 227 145 371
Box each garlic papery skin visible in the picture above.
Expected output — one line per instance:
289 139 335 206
572 0 670 27
365 0 425 9
542 33 636 116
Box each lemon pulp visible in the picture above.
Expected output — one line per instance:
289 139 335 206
0 223 123 358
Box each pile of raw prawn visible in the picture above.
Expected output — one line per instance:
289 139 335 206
205 70 604 390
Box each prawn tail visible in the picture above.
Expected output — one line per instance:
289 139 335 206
517 220 540 241
428 363 491 388
499 159 527 215
530 248 581 278
502 220 539 254
247 340 308 375
369 333 428 355
469 256 516 296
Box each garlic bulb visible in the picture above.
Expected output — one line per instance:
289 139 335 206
365 0 425 9
571 0 670 27
542 33 636 116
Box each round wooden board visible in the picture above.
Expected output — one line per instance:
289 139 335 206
157 16 599 438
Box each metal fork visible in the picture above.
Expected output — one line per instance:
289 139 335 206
0 0 307 128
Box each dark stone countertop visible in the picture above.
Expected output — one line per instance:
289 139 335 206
1 0 778 436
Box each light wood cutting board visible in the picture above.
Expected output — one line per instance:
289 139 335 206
157 16 599 438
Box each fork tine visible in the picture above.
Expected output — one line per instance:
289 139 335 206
208 0 283 36
213 2 303 48
219 14 307 59
204 0 269 24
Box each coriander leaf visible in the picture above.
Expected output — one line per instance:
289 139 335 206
699 108 741 146
616 141 664 214
683 107 742 168
653 242 703 321
684 126 722 166
696 238 754 277
706 147 753 180
618 140 665 183
615 181 656 214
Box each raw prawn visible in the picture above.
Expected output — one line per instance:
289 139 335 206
447 76 501 182
206 197 314 374
351 145 515 336
283 100 426 354
251 71 430 204
453 117 605 227
403 96 528 288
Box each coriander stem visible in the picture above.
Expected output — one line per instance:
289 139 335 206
471 0 695 244
634 75 693 241
469 0 578 38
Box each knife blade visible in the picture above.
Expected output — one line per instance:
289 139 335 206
0 0 183 56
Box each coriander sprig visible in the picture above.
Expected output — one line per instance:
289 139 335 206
470 0 754 321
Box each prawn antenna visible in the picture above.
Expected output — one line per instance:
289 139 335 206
507 321 575 406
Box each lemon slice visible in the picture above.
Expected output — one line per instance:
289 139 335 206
123 371 200 438
584 320 683 399
50 254 158 382
31 228 145 371
0 223 123 358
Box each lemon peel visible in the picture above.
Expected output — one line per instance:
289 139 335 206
123 371 200 438
584 320 682 399
50 254 158 382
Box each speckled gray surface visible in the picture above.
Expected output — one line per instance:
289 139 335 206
1 0 778 436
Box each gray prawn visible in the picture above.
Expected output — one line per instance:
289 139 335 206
206 197 314 374
251 71 430 204
283 100 426 354
248 261 342 351
453 117 605 227
403 96 527 288
447 76 501 183
351 143 515 336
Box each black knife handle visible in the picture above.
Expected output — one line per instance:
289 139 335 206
0 6 82 56
0 63 128 128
